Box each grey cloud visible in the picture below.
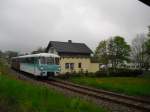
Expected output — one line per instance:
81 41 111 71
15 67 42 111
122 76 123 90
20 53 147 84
0 0 150 53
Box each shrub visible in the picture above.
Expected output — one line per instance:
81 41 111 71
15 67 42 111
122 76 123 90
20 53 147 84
58 68 143 79
95 68 143 77
95 70 108 77
57 72 71 79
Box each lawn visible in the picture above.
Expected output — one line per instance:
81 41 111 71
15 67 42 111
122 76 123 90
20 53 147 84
0 60 106 112
68 76 150 97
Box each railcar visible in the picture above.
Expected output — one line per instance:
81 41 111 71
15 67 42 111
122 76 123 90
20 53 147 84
11 53 60 77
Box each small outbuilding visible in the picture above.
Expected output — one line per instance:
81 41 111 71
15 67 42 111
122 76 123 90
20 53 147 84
46 40 99 74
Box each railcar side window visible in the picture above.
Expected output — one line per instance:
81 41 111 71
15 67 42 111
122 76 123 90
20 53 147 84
21 58 26 63
34 58 38 64
31 57 35 64
27 57 34 64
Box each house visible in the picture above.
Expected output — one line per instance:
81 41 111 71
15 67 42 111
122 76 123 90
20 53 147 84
46 40 99 74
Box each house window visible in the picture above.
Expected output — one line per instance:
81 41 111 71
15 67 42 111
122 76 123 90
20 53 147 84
65 63 74 70
70 63 74 70
78 63 82 68
65 63 69 69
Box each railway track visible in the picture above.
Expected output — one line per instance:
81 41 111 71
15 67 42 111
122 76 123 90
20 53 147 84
43 79 150 112
10 69 150 112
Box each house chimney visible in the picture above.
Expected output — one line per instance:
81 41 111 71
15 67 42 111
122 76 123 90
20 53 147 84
68 40 72 43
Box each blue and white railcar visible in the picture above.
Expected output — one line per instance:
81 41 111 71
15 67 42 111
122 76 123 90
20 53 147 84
11 53 60 77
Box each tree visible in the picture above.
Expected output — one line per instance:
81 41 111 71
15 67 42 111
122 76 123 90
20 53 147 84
94 36 131 70
145 26 150 52
148 26 150 37
144 26 150 69
108 36 131 69
144 26 150 56
131 34 147 69
4 51 18 62
0 50 3 58
140 26 150 70
94 40 109 65
31 47 45 54
107 38 116 68
94 40 110 75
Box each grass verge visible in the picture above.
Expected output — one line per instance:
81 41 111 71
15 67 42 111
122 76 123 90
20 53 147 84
68 76 150 97
0 60 107 112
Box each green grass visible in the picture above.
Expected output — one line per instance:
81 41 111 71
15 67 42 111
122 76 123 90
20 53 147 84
68 76 150 97
0 60 106 112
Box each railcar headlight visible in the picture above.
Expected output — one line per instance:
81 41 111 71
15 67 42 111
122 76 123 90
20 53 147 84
58 67 61 70
40 67 44 70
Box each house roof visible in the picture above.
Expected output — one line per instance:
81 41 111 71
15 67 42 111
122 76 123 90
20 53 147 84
46 40 93 54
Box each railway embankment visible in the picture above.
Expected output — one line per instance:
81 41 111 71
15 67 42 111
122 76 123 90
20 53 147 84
0 60 107 112
1 59 149 112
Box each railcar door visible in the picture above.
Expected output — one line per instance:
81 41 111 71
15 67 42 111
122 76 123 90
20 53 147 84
34 57 42 76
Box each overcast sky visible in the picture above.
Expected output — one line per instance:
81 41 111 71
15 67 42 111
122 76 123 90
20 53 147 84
0 0 150 53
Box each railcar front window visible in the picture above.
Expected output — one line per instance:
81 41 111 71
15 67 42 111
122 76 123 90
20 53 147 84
55 58 59 65
47 57 54 64
40 57 46 64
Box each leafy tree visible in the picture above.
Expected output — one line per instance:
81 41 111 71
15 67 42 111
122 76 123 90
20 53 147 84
94 40 109 65
4 51 18 62
107 38 116 68
31 47 45 54
94 40 110 75
0 50 3 58
94 36 131 70
131 34 148 69
145 26 150 56
108 36 131 69
143 26 150 69
148 26 150 37
140 26 150 70
5 51 18 58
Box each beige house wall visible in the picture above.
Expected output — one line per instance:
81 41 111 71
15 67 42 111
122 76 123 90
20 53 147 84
89 63 100 73
59 57 99 74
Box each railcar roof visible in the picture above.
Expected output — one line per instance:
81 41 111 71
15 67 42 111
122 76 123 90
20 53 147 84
12 53 59 59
